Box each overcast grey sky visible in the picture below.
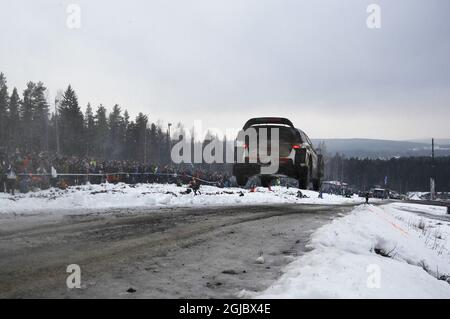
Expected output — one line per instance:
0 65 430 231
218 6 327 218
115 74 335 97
1 0 449 139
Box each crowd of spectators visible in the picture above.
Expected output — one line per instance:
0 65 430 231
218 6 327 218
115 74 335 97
0 150 232 194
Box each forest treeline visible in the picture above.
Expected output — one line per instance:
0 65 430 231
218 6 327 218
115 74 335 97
324 153 450 192
0 72 176 164
1 72 448 192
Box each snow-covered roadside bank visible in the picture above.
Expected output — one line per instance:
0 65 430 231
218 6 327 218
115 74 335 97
251 203 450 299
389 202 448 217
0 183 366 214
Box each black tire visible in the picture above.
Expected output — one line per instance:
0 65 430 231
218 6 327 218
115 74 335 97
236 175 248 187
260 176 272 188
298 167 310 190
313 179 321 191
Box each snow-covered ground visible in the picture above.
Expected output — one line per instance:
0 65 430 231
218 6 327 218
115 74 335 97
0 182 366 214
407 192 429 201
389 202 449 217
407 191 450 203
251 203 450 299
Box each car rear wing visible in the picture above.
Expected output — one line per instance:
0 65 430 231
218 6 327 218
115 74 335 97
242 117 295 130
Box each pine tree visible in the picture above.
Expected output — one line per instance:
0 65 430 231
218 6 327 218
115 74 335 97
108 104 123 158
0 73 9 149
156 124 166 164
124 120 136 160
59 85 84 156
135 113 148 162
94 105 108 158
32 82 50 152
84 103 95 156
123 110 130 128
8 87 21 150
148 123 158 163
21 82 36 152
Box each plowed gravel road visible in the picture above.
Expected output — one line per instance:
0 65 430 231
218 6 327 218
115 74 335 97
0 203 358 298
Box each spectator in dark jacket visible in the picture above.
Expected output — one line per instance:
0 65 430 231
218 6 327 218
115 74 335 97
6 164 17 195
188 177 201 195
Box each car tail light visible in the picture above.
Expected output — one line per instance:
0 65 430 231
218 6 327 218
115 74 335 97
292 144 302 149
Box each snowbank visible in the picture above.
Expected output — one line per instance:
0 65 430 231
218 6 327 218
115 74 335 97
389 202 448 216
407 192 429 201
0 183 365 214
253 203 450 299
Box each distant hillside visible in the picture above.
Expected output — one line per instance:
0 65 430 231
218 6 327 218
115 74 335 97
407 138 450 145
311 138 450 158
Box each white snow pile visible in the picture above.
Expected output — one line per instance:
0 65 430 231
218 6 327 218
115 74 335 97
389 202 449 217
407 192 429 201
0 182 365 214
252 203 450 299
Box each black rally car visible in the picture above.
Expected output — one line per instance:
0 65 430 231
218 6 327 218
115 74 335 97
233 117 324 190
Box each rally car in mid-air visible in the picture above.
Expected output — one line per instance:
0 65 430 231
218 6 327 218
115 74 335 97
233 117 323 190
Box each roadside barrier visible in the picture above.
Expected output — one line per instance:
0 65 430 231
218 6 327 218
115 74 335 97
16 171 223 185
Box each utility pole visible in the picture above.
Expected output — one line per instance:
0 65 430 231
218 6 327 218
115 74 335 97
168 123 172 166
168 123 172 144
430 138 436 201
55 98 60 155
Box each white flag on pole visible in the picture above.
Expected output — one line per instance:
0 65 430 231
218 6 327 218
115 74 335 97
51 166 58 178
